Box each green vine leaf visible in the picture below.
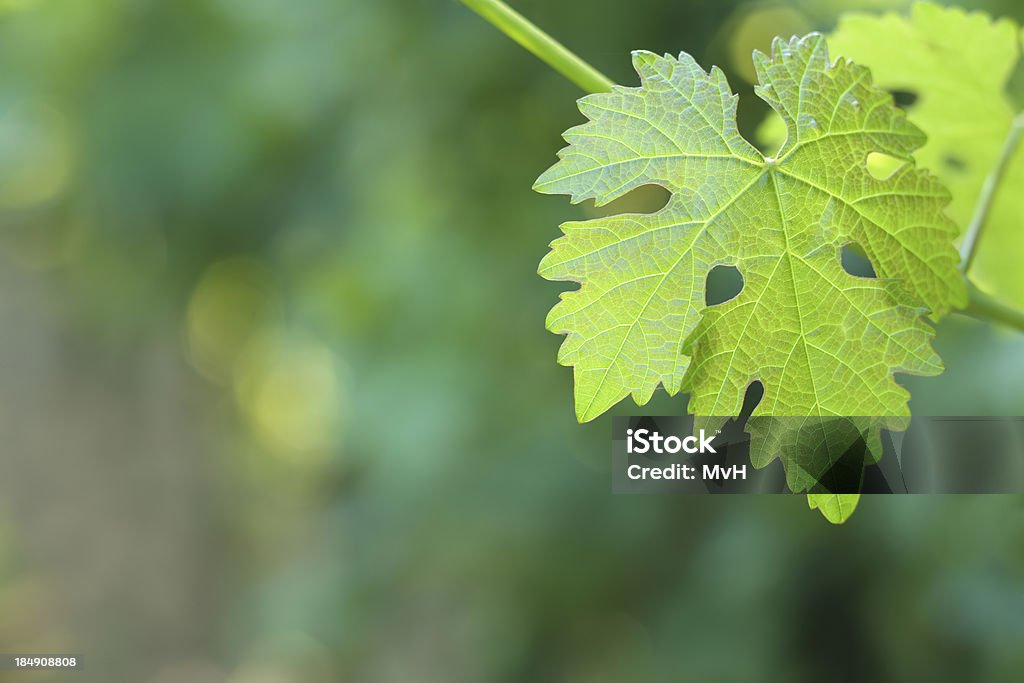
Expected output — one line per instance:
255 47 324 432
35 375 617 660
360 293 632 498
828 3 1023 306
535 35 966 515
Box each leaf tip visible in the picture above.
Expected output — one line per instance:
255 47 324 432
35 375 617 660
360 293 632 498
630 49 658 70
808 493 860 524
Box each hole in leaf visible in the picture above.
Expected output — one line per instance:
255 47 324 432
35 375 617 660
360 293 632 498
738 380 764 422
841 243 877 279
705 265 744 306
865 152 906 180
584 184 671 218
888 89 919 109
753 107 786 155
943 154 967 172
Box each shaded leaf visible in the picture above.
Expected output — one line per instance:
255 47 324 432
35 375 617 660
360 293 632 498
829 3 1024 305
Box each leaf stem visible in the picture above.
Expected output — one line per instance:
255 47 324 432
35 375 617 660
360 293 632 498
459 2 1024 333
963 282 1024 332
959 113 1024 273
459 0 614 94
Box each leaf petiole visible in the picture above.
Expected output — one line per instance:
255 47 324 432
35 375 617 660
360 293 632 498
959 113 1024 274
963 282 1024 332
459 0 613 94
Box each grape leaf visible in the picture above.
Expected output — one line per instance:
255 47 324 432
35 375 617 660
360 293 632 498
535 35 966 517
828 3 1024 306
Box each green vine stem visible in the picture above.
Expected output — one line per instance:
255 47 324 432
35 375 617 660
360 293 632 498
460 0 613 94
462 0 1024 334
959 114 1023 274
964 282 1024 331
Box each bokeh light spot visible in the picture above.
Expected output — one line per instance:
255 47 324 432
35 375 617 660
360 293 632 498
186 257 279 381
725 4 813 84
235 330 345 462
0 101 74 208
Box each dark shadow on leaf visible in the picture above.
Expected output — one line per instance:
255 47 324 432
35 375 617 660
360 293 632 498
943 154 967 173
888 88 919 108
748 415 874 494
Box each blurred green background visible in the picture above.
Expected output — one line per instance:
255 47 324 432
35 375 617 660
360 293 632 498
0 0 1022 681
